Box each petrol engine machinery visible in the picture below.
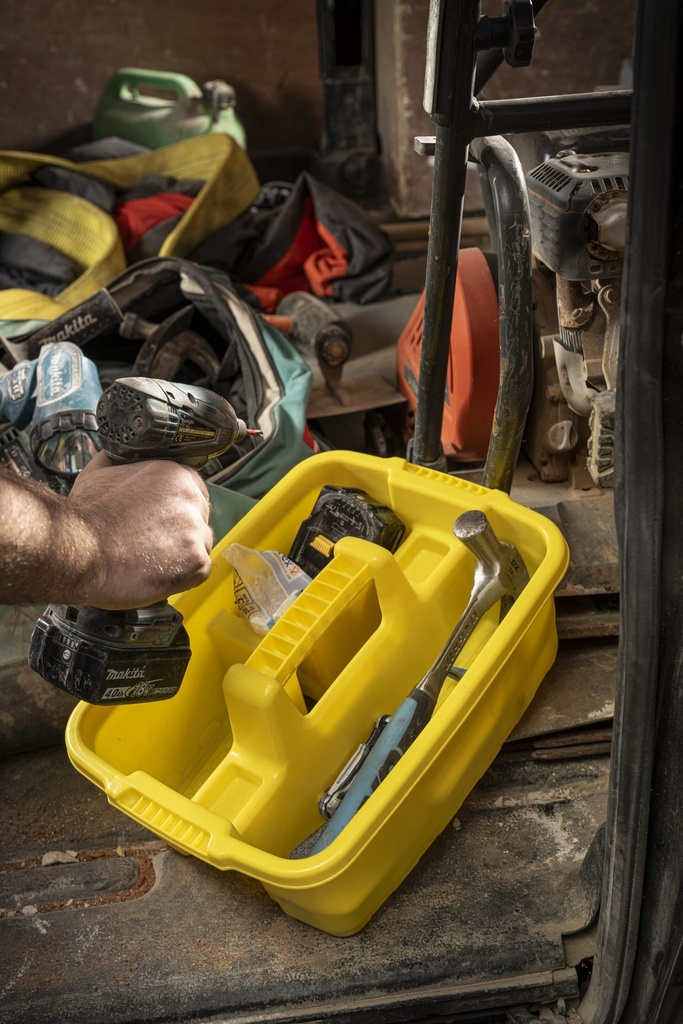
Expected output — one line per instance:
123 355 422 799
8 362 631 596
523 142 628 488
397 134 629 491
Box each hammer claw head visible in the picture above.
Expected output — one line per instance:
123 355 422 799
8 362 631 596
454 509 530 603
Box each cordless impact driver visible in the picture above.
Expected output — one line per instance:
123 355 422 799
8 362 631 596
28 377 260 705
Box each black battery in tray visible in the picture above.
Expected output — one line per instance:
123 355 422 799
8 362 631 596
288 485 405 578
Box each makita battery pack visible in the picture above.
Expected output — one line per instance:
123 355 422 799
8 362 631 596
29 602 191 704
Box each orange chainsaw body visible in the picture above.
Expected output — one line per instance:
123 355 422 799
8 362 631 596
396 246 500 461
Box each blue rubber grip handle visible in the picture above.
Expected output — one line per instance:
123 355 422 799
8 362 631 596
311 688 434 854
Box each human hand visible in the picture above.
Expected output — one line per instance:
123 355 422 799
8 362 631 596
66 451 214 609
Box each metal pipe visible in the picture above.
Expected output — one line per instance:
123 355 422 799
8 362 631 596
414 90 633 158
411 0 481 469
470 135 534 494
470 90 632 139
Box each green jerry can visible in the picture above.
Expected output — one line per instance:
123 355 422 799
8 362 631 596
92 68 247 150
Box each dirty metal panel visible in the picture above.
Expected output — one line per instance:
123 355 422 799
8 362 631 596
508 637 617 743
540 498 619 597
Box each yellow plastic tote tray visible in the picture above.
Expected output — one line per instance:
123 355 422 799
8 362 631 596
66 452 569 936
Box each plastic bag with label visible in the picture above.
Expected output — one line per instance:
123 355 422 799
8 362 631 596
224 542 312 634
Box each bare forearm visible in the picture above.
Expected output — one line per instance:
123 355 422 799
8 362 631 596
0 470 98 605
0 454 214 609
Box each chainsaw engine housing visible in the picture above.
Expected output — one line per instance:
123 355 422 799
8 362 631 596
527 150 629 281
